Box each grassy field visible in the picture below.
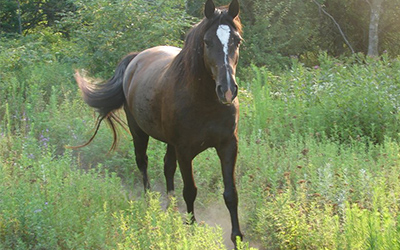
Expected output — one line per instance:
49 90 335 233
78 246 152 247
2 33 400 249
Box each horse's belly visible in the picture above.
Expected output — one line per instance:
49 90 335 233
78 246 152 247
123 76 166 141
132 94 166 141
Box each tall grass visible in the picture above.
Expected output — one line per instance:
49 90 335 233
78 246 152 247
234 54 400 249
0 145 228 249
239 53 400 145
236 135 400 249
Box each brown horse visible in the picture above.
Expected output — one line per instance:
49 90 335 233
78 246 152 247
75 0 243 244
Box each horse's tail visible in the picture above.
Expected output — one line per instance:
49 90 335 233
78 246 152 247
71 52 138 151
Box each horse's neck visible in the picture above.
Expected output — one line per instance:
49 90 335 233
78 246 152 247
188 74 219 103
168 50 219 103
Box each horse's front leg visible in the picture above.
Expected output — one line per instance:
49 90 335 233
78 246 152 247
164 144 177 206
216 137 243 245
176 149 197 223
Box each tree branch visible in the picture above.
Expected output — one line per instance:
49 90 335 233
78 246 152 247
312 0 355 54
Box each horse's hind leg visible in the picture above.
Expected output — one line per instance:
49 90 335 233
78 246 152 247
124 107 150 190
164 144 177 196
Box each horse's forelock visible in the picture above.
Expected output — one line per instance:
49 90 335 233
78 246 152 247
217 5 242 34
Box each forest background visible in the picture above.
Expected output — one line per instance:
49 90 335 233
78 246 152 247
2 0 400 249
2 0 400 69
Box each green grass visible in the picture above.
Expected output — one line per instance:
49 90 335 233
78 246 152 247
0 139 229 249
239 53 400 145
240 137 400 249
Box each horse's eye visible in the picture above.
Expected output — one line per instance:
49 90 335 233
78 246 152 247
204 39 213 48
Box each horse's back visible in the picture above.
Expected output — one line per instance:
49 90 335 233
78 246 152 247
123 46 180 91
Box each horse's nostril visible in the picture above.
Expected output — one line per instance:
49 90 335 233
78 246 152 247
217 85 224 98
233 85 238 98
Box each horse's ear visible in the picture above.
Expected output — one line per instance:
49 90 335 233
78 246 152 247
228 0 239 18
204 0 216 19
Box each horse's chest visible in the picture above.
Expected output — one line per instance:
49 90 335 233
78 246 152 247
172 106 238 146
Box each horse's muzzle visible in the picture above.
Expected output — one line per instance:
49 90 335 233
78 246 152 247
216 83 238 104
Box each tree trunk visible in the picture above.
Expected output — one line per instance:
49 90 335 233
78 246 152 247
367 0 383 57
16 0 22 34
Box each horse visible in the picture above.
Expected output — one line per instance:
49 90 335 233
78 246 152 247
74 0 243 244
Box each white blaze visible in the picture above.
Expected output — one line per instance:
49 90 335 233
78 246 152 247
216 24 232 93
216 24 230 63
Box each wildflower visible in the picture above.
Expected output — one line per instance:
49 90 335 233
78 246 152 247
39 130 50 148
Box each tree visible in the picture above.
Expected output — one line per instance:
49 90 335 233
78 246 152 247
0 0 18 34
0 0 76 35
367 0 383 56
379 0 400 55
320 0 400 56
239 0 322 68
312 0 354 54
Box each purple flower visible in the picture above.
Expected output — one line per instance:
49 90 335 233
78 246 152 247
39 129 50 148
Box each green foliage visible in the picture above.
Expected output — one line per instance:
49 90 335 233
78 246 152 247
237 0 400 68
240 0 321 69
238 133 400 249
0 145 228 249
0 0 19 34
0 28 77 71
2 0 400 69
319 0 400 56
0 0 76 35
61 0 196 75
240 53 400 144
116 194 227 249
250 179 400 249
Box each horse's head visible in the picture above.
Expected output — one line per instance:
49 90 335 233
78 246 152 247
203 0 242 105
